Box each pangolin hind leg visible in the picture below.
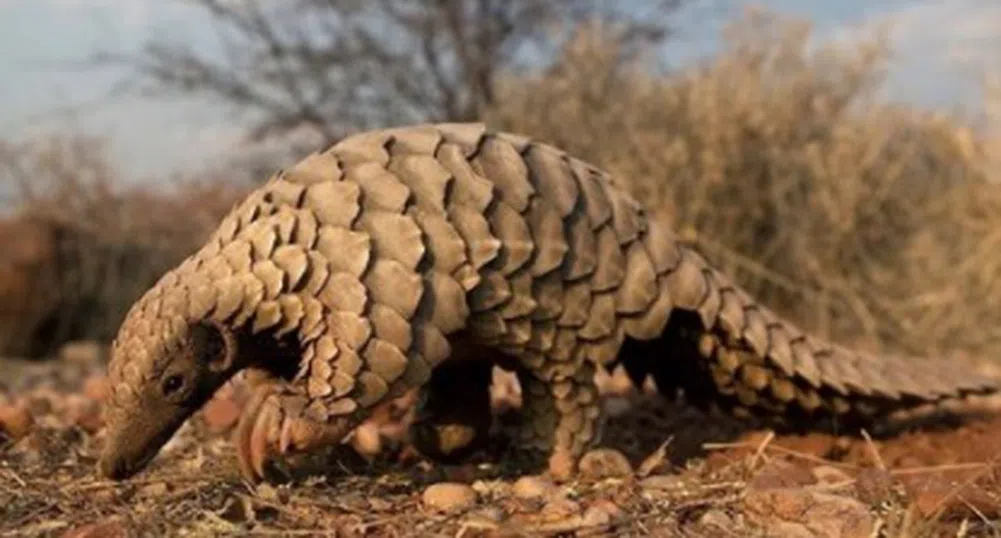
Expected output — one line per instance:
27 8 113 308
408 356 494 463
505 361 603 480
406 321 721 477
408 361 608 480
411 354 604 478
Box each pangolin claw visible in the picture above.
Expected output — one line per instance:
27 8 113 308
234 382 355 483
234 383 288 483
250 397 283 479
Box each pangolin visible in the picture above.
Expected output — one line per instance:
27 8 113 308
97 123 998 482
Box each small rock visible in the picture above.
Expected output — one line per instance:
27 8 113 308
912 487 947 519
62 519 127 538
906 476 1001 519
582 500 622 527
66 395 102 434
698 509 734 530
700 506 732 524
748 459 816 490
578 448 633 480
201 393 242 432
540 497 581 520
60 340 107 364
640 475 685 491
0 402 34 440
581 506 611 528
512 476 557 500
139 482 169 497
25 392 53 416
811 465 854 486
764 521 815 538
853 468 895 505
92 489 118 503
744 489 875 538
490 369 521 412
351 422 382 459
744 488 811 521
422 482 478 512
82 376 110 402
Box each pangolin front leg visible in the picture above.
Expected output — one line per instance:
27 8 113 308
234 378 371 482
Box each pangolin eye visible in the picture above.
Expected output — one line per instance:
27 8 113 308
162 374 185 396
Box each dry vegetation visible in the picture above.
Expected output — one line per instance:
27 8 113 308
487 11 1001 359
4 6 1001 537
0 135 245 358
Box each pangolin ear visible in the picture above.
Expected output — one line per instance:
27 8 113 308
190 320 237 373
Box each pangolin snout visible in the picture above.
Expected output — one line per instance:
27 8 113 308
97 405 189 480
98 453 137 480
98 429 160 480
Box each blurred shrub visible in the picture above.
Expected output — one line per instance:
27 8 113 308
486 9 1001 358
4 8 1001 364
0 134 245 358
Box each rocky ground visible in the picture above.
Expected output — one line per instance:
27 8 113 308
3 343 1001 537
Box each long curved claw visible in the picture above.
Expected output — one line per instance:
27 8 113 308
234 382 362 483
234 381 295 483
235 384 274 482
249 397 283 480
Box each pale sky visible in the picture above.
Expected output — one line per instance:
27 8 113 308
1 0 999 182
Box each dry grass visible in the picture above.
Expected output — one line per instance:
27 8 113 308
4 353 1001 537
487 9 1001 360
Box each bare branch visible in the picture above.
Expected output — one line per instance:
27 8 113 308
93 0 684 147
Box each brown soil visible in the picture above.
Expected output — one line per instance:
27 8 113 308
3 350 1001 537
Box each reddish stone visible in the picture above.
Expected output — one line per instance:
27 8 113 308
83 375 110 402
748 459 817 490
0 402 34 440
201 393 241 432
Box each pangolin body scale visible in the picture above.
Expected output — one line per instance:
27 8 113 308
102 123 997 481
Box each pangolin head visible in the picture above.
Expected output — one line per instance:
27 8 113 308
97 280 242 480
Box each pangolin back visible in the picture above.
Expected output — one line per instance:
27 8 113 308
131 122 996 432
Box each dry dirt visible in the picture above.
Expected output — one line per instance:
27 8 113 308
3 345 1001 537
